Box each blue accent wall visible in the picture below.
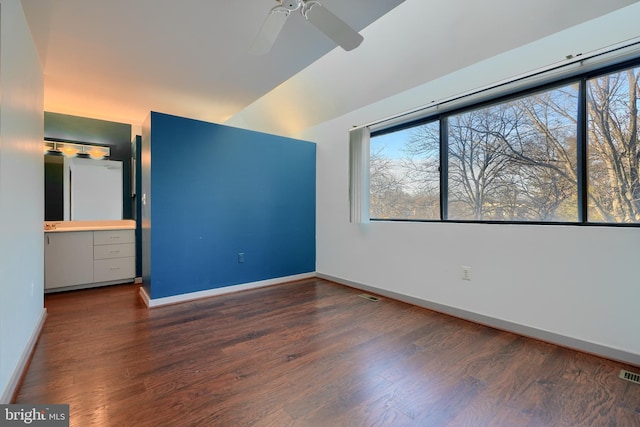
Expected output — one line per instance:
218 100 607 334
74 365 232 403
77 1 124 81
146 112 316 299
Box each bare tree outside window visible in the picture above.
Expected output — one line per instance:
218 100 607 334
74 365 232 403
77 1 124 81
447 105 521 220
502 85 580 221
447 84 578 221
370 125 439 220
587 67 640 223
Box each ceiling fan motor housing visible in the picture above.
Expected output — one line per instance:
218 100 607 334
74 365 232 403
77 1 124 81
280 0 302 11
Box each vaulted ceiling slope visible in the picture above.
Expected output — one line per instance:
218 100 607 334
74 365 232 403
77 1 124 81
20 0 404 127
21 0 639 136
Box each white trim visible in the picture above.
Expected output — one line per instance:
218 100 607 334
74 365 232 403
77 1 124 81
1 309 47 404
139 272 316 308
317 273 640 367
138 286 152 307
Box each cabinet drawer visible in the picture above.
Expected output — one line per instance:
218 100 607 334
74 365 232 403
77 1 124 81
94 229 135 245
94 243 135 260
94 257 135 282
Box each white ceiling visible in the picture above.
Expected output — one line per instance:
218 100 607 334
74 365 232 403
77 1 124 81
21 0 404 126
20 0 640 136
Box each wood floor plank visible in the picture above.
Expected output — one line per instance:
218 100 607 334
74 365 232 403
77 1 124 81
14 278 640 426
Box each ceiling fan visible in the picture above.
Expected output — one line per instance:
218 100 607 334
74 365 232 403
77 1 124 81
250 0 364 55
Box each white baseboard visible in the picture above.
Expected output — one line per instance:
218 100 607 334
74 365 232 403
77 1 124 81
317 273 640 367
138 286 152 307
139 272 316 308
1 308 47 404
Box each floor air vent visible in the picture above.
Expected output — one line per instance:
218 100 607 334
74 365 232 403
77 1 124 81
619 369 640 385
358 294 381 302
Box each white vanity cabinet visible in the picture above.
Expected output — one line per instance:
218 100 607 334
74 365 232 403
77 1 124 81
44 227 136 292
44 231 94 289
93 230 135 282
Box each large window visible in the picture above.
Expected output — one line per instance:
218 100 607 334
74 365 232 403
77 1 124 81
369 61 640 225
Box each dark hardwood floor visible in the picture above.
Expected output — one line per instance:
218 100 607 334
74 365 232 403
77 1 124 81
15 278 640 426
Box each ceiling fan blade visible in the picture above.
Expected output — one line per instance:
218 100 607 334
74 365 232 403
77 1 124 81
303 2 363 51
249 6 290 55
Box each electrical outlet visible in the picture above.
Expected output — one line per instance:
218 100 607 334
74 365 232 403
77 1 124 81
238 252 245 263
461 265 472 281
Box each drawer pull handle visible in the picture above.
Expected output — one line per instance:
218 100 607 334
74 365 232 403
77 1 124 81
109 267 121 270
110 236 121 239
109 250 120 253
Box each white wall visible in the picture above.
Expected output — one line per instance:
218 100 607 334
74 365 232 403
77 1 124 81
0 0 45 402
303 5 640 364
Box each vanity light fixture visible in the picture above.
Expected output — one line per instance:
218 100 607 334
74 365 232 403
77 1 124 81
76 145 91 158
44 141 110 160
60 145 79 157
45 142 64 156
87 146 110 159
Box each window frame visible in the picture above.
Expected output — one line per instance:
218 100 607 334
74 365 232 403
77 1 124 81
367 57 640 227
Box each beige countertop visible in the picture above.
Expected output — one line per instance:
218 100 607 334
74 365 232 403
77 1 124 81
44 220 136 232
